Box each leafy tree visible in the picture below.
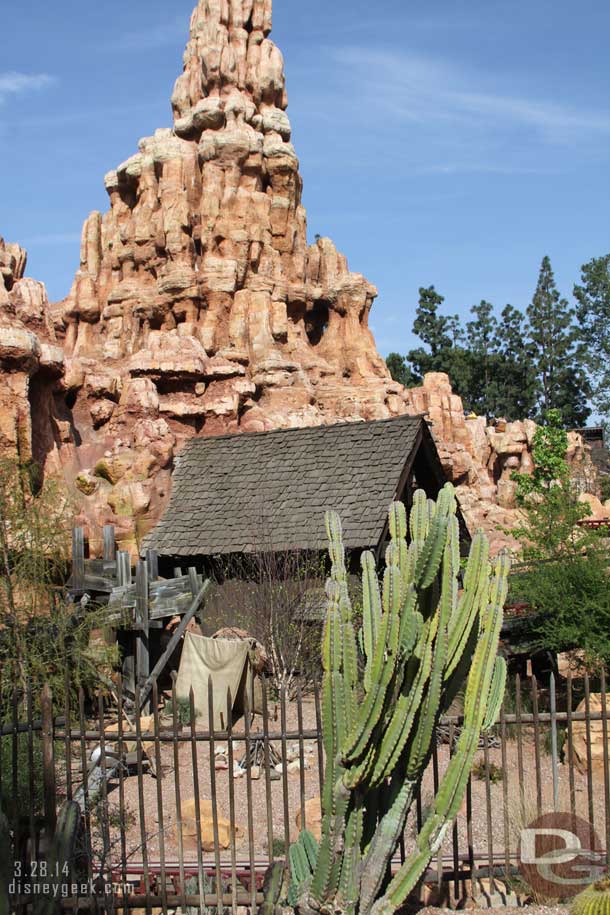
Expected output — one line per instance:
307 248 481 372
527 256 590 427
0 460 117 716
509 411 610 666
574 253 610 427
385 352 417 387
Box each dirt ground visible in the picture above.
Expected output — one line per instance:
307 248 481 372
64 695 608 882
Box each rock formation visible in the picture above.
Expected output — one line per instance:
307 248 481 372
0 0 599 555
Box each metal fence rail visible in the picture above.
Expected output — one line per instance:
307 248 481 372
2 669 610 911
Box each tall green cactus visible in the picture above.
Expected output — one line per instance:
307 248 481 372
259 484 508 915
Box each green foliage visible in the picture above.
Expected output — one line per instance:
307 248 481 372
509 413 610 666
527 256 590 427
511 409 592 558
515 409 569 494
471 759 503 783
385 352 417 387
388 255 595 424
164 695 192 726
510 553 610 666
574 253 610 428
261 485 507 915
0 459 118 718
0 732 45 817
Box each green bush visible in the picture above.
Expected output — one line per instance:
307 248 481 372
509 411 610 667
0 732 44 818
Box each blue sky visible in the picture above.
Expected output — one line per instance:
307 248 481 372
2 0 609 357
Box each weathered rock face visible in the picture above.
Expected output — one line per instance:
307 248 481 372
404 373 595 553
0 237 67 473
0 0 599 555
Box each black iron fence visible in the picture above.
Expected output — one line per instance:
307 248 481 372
2 670 610 911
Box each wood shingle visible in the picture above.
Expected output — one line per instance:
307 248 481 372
144 414 439 558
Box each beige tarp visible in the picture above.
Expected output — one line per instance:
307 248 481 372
175 632 261 729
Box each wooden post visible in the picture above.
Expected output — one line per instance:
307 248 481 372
137 581 211 712
136 560 150 714
71 527 85 591
41 684 57 834
188 567 203 629
103 524 116 562
117 550 131 588
146 549 159 582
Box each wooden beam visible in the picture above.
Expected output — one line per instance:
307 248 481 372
103 525 116 562
146 549 159 581
137 580 211 712
71 527 85 592
117 551 131 588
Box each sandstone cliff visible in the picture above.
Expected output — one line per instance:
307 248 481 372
0 0 599 556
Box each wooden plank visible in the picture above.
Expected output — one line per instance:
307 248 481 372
117 551 131 588
146 549 159 582
137 581 211 711
71 527 85 591
103 525 116 562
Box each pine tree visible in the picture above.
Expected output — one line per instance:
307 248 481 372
385 353 417 387
574 253 610 427
407 286 471 394
494 305 538 419
527 256 590 427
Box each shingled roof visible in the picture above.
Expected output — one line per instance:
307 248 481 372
145 414 433 557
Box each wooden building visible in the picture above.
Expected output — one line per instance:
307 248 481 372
144 414 469 570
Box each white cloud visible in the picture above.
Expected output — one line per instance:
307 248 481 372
332 48 610 144
0 72 57 105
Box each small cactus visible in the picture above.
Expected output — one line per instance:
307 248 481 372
264 484 508 915
572 875 610 915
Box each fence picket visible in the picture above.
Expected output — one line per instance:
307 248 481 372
7 667 610 911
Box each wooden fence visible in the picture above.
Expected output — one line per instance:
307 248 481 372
2 670 610 912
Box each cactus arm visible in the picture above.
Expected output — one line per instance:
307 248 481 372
413 515 449 590
445 531 490 678
361 551 382 692
341 561 402 764
372 552 509 915
409 488 429 545
287 829 319 907
259 860 286 915
368 635 433 788
482 656 507 730
359 773 418 912
34 801 81 915
337 799 364 914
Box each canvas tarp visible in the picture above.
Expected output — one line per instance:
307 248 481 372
175 632 261 729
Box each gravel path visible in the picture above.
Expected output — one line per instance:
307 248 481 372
64 697 607 882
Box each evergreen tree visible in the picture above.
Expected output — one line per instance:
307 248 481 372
573 253 610 426
527 256 590 427
465 300 499 413
407 286 471 395
385 352 417 387
493 305 538 419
